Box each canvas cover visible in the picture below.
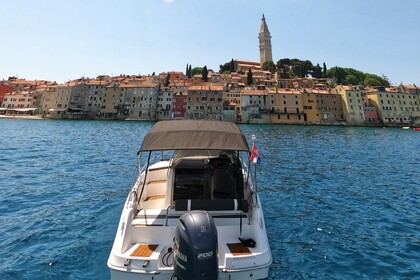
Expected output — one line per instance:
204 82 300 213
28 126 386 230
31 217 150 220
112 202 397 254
139 120 250 152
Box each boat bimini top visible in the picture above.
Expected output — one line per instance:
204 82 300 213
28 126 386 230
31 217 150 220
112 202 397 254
139 120 250 152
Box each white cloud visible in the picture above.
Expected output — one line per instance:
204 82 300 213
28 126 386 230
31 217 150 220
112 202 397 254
163 0 175 3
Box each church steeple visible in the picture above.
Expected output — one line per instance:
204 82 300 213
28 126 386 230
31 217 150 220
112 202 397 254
259 14 273 66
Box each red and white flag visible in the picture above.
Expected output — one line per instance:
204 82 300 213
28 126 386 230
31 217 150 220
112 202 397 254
249 143 261 164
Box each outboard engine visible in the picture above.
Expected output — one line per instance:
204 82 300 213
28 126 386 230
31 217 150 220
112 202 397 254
174 210 218 280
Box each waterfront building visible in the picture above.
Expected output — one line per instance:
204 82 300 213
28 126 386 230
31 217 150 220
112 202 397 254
399 84 420 125
120 80 160 120
45 82 74 118
0 83 13 112
172 91 187 119
367 86 420 126
259 14 273 66
100 84 125 119
300 89 320 124
224 88 241 108
157 87 174 120
223 88 242 122
361 92 380 124
1 92 37 115
32 84 57 115
186 85 224 120
268 88 304 124
300 88 344 125
222 101 237 123
81 79 109 118
335 85 366 125
241 88 269 123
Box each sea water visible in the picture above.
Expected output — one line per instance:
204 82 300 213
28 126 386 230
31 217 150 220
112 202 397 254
0 119 419 279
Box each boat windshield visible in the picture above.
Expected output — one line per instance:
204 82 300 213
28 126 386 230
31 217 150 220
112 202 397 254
172 150 238 162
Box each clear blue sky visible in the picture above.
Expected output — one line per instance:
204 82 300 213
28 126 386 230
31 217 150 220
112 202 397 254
1 0 419 85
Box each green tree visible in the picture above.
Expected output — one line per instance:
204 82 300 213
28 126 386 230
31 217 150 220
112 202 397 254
323 62 327 77
247 68 253 85
276 58 292 78
219 62 230 73
219 59 235 73
345 74 358 85
364 76 382 87
164 74 170 87
364 74 390 87
345 68 365 84
312 63 322 78
188 65 192 78
192 67 203 76
381 74 391 86
262 61 276 73
326 66 346 84
202 66 208 82
229 59 235 72
186 63 189 76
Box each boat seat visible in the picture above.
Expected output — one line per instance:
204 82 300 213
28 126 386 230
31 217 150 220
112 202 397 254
174 199 248 213
211 167 237 199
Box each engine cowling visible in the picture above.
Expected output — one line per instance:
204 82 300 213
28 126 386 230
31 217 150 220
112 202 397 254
174 210 218 280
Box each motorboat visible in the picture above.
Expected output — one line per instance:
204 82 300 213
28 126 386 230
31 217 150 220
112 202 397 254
108 120 272 280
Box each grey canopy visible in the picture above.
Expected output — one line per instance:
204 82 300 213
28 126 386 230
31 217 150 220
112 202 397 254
139 120 250 152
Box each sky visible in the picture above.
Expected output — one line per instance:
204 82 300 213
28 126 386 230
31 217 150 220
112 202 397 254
1 0 419 85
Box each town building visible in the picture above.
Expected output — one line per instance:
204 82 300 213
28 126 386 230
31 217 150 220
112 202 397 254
241 88 269 123
335 85 366 125
367 86 420 126
0 83 14 113
100 84 125 119
268 88 304 124
120 80 160 120
157 87 174 120
301 88 344 125
186 85 224 120
2 92 37 115
233 60 261 73
172 91 187 120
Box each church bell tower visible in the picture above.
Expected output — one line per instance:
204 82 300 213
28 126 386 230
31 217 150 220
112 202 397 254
259 14 273 66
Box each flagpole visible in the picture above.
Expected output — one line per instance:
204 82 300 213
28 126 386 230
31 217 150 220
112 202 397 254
252 134 259 207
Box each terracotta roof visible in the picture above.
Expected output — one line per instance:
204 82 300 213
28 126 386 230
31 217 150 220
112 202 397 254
402 84 418 89
188 85 224 91
242 90 266 95
235 59 260 65
267 88 300 94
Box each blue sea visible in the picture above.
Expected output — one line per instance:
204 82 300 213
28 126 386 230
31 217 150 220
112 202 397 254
0 119 419 279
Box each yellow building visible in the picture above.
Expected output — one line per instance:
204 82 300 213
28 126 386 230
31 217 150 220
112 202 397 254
224 89 241 121
335 85 365 125
100 85 125 119
301 90 320 123
367 87 420 126
268 88 304 124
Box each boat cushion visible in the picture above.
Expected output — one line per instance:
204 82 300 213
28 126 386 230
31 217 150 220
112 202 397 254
175 199 248 213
